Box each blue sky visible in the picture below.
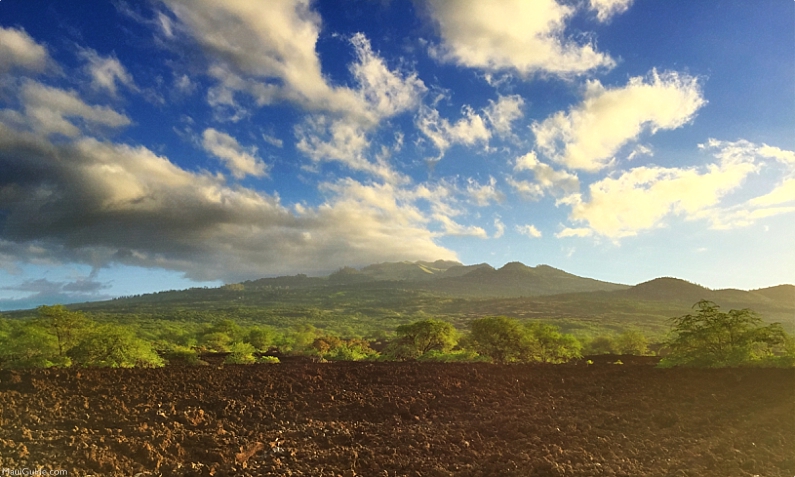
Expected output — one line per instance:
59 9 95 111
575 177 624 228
1 0 793 310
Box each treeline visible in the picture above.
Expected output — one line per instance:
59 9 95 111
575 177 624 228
0 305 651 369
1 301 792 369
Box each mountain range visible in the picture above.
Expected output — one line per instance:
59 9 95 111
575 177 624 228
7 260 793 333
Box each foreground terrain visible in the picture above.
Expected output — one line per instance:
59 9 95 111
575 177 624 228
0 362 793 476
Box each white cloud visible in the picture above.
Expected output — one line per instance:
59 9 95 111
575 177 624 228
493 218 505 239
417 105 491 159
512 151 580 198
4 81 130 137
484 94 524 137
262 133 283 148
0 27 50 73
173 74 197 95
202 128 268 179
163 2 426 178
516 224 542 238
293 34 426 179
162 0 364 119
533 70 705 172
79 49 136 96
467 176 504 206
425 0 614 77
590 0 634 22
433 214 489 238
627 144 653 161
349 33 427 122
555 227 593 238
559 139 795 239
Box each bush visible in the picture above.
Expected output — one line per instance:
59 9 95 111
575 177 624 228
415 349 488 363
257 356 280 364
162 345 202 365
585 335 619 355
225 342 257 364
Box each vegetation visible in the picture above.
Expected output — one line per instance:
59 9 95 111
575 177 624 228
385 319 458 360
1 298 791 370
660 300 794 368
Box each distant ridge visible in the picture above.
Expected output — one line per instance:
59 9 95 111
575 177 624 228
7 261 792 329
621 277 795 310
423 261 629 297
623 277 712 303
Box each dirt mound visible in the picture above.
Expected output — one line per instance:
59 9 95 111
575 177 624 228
0 363 792 476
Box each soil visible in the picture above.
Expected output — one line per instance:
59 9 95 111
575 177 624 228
0 361 793 476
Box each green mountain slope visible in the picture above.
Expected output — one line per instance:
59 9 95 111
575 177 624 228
5 261 792 337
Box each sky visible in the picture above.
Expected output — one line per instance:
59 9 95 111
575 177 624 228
0 0 793 310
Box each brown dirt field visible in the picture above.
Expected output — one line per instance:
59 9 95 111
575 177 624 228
0 362 793 477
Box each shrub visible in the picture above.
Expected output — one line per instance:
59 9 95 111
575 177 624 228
257 356 280 364
162 345 202 365
415 349 488 363
225 342 257 364
585 335 619 355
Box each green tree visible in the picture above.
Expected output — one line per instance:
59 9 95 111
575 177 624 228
199 332 233 352
660 300 793 367
585 335 619 355
68 324 164 368
525 323 582 363
246 325 277 351
203 319 244 341
36 305 90 357
616 329 649 355
0 320 65 368
466 316 534 364
387 319 458 360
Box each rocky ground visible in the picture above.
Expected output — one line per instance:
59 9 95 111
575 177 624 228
0 360 793 476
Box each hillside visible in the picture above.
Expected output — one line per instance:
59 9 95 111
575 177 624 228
4 261 792 336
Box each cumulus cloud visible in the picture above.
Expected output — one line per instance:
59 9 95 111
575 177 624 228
0 27 50 73
466 176 504 206
555 227 593 238
0 124 457 281
425 0 614 77
161 0 398 124
558 139 795 239
201 128 268 179
417 105 491 159
2 81 130 137
484 95 524 137
293 34 425 179
516 224 542 238
349 33 427 122
493 218 505 239
511 151 580 199
0 70 459 282
160 2 426 178
590 0 634 22
533 70 705 172
79 48 137 96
